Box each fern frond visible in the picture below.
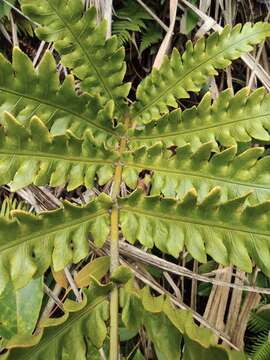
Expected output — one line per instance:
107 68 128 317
0 194 112 293
131 22 270 124
123 142 270 203
113 23 135 45
130 87 270 150
139 23 163 55
247 309 270 359
5 281 112 359
113 0 152 45
116 0 151 28
21 1 131 107
251 340 270 360
121 282 246 359
247 331 270 360
119 190 270 274
249 310 270 333
0 112 118 191
0 48 119 142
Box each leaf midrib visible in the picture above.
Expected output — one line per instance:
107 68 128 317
125 161 270 191
121 206 270 237
130 112 270 141
0 148 114 165
1 209 108 253
133 27 269 119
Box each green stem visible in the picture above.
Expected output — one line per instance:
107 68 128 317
109 131 127 360
109 204 120 360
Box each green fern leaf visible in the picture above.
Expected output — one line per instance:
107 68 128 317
0 277 43 340
247 308 270 359
132 22 270 124
5 281 112 359
123 142 270 203
0 48 119 142
116 0 151 28
113 25 134 45
130 87 270 150
20 0 131 106
119 190 270 274
113 0 152 45
0 194 111 293
121 282 246 360
0 0 16 18
113 21 142 45
139 23 163 55
252 342 270 360
0 112 117 191
249 310 270 333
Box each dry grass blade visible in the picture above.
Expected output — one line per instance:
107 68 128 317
204 267 232 332
9 12 18 47
231 292 261 349
136 0 169 32
43 284 64 312
0 23 12 44
225 271 246 338
190 260 198 310
17 185 61 212
153 0 178 69
33 41 47 67
37 283 63 330
64 267 82 303
103 0 113 38
248 10 270 88
164 271 182 301
115 241 270 295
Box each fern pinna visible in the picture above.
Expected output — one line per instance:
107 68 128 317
0 1 269 359
246 306 270 360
